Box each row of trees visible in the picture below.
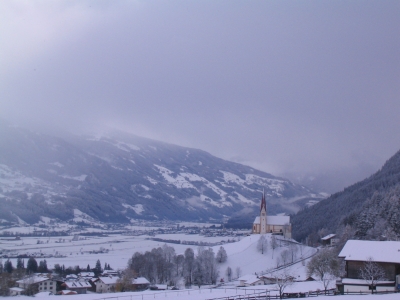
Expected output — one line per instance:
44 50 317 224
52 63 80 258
0 257 48 274
121 244 228 290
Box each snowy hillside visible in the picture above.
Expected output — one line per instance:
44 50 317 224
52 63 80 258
0 122 325 224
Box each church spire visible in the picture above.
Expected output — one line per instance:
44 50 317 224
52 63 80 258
260 188 266 212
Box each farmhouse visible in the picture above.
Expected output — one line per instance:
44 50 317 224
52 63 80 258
14 274 57 294
337 240 400 293
252 190 292 238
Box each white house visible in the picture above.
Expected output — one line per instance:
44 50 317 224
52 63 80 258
95 276 119 293
14 274 57 294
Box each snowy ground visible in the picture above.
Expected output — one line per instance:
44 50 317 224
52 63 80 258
3 286 400 300
2 231 396 299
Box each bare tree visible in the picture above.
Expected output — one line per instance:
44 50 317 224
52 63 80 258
288 243 298 263
307 248 340 293
115 268 138 292
280 249 290 266
359 257 387 294
216 246 227 263
271 235 278 258
225 266 232 281
235 266 242 279
272 270 294 299
257 235 268 254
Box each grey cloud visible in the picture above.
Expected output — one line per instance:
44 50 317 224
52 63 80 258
0 0 399 191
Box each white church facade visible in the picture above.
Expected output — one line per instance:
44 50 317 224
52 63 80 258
252 191 292 239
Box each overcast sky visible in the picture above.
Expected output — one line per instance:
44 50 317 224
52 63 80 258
1 0 399 187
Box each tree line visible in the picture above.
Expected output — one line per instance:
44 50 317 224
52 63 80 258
117 244 228 291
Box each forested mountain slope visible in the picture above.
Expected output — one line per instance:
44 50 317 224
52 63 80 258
292 149 400 241
0 122 324 225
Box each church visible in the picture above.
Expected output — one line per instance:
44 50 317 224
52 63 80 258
252 190 292 239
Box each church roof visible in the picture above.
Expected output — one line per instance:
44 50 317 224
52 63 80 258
253 215 290 226
267 215 290 225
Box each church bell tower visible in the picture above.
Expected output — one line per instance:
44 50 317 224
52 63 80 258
260 189 267 234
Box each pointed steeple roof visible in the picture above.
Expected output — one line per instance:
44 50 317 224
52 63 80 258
260 188 266 211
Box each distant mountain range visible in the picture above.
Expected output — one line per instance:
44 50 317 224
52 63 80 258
292 148 400 241
0 121 325 225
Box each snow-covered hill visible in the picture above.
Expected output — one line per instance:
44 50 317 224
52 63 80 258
0 122 325 224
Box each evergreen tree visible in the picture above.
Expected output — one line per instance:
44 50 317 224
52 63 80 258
38 260 48 273
86 264 90 272
54 264 62 275
95 259 102 275
16 258 24 270
26 258 38 274
4 260 13 273
0 259 3 273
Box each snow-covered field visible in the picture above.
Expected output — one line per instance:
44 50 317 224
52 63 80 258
1 233 313 278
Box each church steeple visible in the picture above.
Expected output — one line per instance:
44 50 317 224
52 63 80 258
260 188 266 212
260 189 267 234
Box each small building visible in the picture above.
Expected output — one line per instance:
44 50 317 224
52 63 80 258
237 274 265 287
102 270 119 277
58 289 78 295
9 287 24 296
337 240 400 293
321 234 338 246
78 272 95 279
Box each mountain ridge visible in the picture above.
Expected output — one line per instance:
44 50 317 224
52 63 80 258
0 122 325 225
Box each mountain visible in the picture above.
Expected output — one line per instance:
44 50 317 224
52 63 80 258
0 122 324 225
292 149 400 242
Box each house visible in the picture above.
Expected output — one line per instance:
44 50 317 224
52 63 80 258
14 274 57 294
337 240 400 293
62 280 92 294
237 274 265 287
94 276 119 293
132 277 150 290
321 234 338 246
252 190 292 238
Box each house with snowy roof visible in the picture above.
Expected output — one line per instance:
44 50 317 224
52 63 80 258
94 276 119 293
14 273 57 295
252 190 292 238
337 240 400 293
61 279 92 294
237 274 265 287
132 277 150 290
